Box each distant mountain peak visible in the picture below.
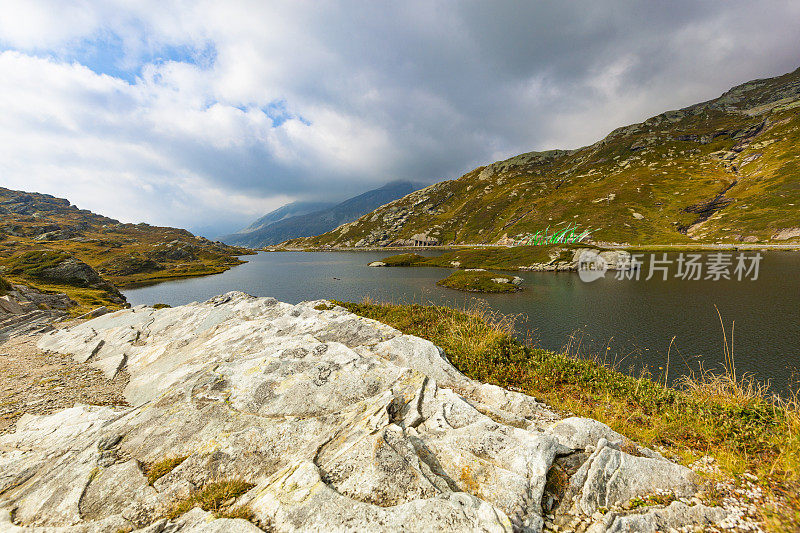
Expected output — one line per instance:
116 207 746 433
222 180 426 247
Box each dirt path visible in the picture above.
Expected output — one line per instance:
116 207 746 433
0 334 129 435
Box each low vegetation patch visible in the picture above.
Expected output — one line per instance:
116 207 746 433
436 270 521 293
97 254 162 277
0 276 11 295
146 456 188 485
334 298 800 529
166 479 255 519
26 281 121 316
7 250 72 279
380 252 427 266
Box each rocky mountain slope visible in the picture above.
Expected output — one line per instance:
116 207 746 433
0 187 251 310
0 292 731 532
224 180 424 247
291 67 800 248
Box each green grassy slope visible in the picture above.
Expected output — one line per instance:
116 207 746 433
0 187 252 309
291 67 800 247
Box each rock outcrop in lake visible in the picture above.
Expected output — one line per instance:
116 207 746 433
0 293 727 531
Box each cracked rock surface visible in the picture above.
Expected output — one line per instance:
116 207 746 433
0 292 729 531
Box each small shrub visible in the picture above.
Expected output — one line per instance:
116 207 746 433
152 303 172 309
217 505 255 521
544 463 570 502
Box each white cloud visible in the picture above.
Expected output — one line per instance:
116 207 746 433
0 1 798 236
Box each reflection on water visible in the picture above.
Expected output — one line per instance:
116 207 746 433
124 250 800 394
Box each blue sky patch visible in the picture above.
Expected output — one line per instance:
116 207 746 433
1 30 216 83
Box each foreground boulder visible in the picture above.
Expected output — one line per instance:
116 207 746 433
0 292 727 531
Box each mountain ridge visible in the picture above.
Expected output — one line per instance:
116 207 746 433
224 180 426 247
228 201 336 236
289 67 800 248
0 187 251 311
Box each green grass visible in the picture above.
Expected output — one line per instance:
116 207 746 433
7 250 72 279
0 278 120 316
436 270 521 293
97 253 162 277
334 298 800 529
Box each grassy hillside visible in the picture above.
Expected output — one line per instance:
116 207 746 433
0 187 252 309
291 67 800 248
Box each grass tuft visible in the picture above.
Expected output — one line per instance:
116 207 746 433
166 479 255 519
216 505 255 521
146 456 188 485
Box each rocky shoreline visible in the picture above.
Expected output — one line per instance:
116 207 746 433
0 292 737 531
367 247 634 274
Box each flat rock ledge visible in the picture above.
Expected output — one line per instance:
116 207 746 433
0 292 728 532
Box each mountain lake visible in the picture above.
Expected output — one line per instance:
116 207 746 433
124 250 800 395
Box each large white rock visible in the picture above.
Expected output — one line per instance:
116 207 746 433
0 292 727 531
564 438 699 517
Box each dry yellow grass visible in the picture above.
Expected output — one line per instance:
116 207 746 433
146 456 188 485
165 479 255 519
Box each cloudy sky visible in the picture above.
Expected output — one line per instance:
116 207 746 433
1 1 798 236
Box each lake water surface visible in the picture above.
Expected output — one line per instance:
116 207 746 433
124 250 800 394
